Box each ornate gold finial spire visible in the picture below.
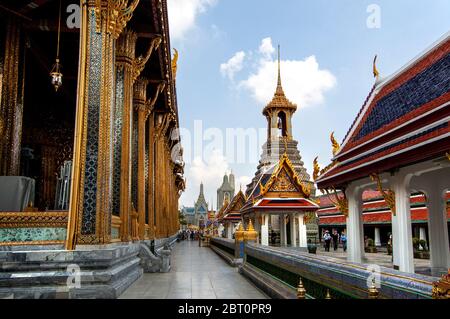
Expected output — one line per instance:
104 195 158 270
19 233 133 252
276 44 284 95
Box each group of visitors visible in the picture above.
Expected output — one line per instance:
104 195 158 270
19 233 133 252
322 229 347 252
179 229 202 241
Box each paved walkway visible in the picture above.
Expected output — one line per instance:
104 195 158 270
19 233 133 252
119 240 268 299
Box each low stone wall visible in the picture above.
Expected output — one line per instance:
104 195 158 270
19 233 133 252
0 243 142 299
241 244 436 299
209 237 243 267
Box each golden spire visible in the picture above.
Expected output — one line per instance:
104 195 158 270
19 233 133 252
262 44 297 115
275 44 286 97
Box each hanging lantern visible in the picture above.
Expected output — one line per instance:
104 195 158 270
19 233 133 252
50 58 63 91
50 0 63 92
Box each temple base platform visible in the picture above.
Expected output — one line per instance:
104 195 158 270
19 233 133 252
0 235 178 299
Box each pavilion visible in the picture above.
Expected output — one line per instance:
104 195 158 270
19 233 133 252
217 189 246 239
316 32 450 275
241 47 319 247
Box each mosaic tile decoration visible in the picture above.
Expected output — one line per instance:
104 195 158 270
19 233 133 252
81 11 102 235
111 226 120 239
355 52 450 140
112 68 124 216
131 110 138 208
145 132 149 224
0 227 67 242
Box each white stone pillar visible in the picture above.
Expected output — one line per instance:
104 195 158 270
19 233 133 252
253 214 261 244
392 173 415 273
374 227 381 247
227 223 233 239
346 185 365 263
261 214 269 246
280 214 287 246
298 214 307 248
427 189 450 272
290 214 297 247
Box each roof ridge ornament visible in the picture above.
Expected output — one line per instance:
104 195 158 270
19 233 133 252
373 55 380 79
330 132 341 156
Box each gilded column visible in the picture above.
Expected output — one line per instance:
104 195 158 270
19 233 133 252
0 17 24 176
114 29 137 241
66 0 138 249
133 78 148 240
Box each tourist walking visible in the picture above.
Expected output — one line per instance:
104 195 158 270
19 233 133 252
331 230 339 251
340 231 347 252
323 230 332 252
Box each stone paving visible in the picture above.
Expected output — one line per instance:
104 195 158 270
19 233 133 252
119 240 268 299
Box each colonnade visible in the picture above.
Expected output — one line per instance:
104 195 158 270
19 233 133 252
345 162 450 274
66 1 183 249
254 213 308 248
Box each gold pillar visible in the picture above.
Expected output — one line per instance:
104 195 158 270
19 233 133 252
115 29 137 242
133 78 148 240
148 113 155 238
66 0 138 249
0 17 23 176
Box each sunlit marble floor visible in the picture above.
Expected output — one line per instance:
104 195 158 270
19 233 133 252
119 240 268 299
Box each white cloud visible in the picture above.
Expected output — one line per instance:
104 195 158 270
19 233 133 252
241 58 336 107
236 175 252 192
180 149 229 208
259 37 275 59
220 51 246 80
222 37 336 108
167 0 217 41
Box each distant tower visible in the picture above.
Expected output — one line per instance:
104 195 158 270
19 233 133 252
194 182 208 226
217 172 235 210
245 45 316 197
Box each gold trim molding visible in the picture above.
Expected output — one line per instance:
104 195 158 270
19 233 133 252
0 240 65 246
0 211 68 228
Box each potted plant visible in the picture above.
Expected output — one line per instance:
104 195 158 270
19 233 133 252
365 238 377 253
307 239 317 254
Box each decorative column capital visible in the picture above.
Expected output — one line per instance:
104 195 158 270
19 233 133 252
133 77 149 104
94 0 140 39
116 29 138 65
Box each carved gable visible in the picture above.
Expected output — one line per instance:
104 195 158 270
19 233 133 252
269 168 298 193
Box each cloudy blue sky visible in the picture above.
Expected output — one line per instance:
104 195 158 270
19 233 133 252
167 0 450 208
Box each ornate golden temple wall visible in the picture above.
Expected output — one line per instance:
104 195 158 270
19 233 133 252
0 17 24 176
0 0 183 248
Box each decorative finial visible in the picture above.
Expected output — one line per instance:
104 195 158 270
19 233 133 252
313 157 320 182
373 55 380 79
278 44 281 82
275 44 284 94
297 278 306 299
368 278 379 299
330 132 340 156
172 48 179 80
